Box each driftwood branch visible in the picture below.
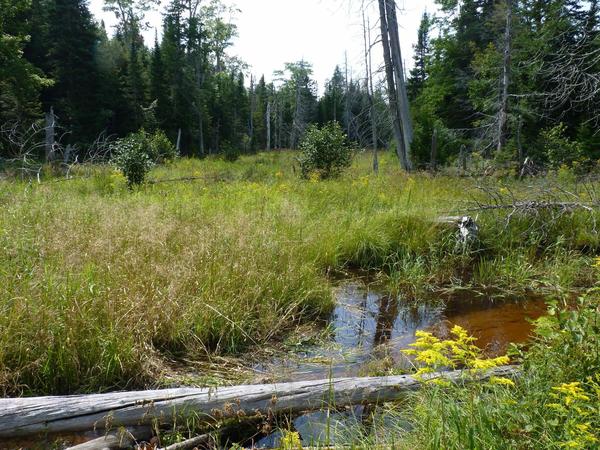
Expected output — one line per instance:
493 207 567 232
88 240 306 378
0 366 519 439
468 200 597 213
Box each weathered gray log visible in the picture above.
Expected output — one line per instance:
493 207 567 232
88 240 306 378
159 434 209 450
0 366 518 439
65 427 152 450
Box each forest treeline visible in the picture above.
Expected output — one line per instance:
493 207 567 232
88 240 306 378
1 0 599 169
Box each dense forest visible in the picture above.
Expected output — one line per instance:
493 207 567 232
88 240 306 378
1 0 599 170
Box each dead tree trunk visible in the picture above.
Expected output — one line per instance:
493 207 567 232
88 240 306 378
362 10 378 174
497 0 512 153
431 127 438 172
0 367 518 438
385 0 413 165
249 74 255 149
516 114 523 163
344 51 351 138
378 0 411 171
176 128 182 153
459 145 467 175
266 101 272 151
45 107 56 162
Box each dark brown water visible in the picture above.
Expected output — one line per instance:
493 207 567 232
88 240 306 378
253 283 547 382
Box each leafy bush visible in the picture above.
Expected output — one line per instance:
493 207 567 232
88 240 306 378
299 122 354 179
149 129 178 163
111 131 154 187
541 123 583 168
222 140 241 162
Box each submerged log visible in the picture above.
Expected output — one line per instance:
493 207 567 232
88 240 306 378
0 366 518 439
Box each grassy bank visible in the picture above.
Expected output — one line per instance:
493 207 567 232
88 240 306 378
0 151 598 395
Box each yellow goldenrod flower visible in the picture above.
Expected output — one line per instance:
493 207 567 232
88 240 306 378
489 376 516 387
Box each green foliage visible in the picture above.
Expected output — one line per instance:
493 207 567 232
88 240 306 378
222 140 241 162
149 129 178 163
0 0 50 124
299 122 354 179
111 131 154 187
541 123 584 168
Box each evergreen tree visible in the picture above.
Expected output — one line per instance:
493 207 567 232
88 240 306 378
44 0 103 143
408 12 431 101
0 0 49 128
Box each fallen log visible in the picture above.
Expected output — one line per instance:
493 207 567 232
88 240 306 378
0 366 518 439
65 427 152 450
159 434 210 450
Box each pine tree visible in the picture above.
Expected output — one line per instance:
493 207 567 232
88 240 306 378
318 66 345 125
408 12 431 101
45 0 103 143
0 0 49 127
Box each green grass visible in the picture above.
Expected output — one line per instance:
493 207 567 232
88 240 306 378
0 150 598 395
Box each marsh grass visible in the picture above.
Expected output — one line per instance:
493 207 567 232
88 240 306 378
0 151 597 395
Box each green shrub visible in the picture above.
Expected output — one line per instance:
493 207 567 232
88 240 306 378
299 122 354 179
222 140 241 162
111 131 154 187
541 123 583 168
149 130 178 163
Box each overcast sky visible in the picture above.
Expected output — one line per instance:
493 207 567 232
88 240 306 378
89 0 438 92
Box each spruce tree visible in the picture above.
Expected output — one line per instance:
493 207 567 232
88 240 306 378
45 0 102 143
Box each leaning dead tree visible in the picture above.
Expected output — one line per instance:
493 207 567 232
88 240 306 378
362 6 379 174
377 0 413 171
0 367 518 438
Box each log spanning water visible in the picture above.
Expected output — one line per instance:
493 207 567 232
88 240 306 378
0 366 518 439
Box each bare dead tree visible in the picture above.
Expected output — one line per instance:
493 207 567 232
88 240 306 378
377 0 412 171
362 6 379 174
266 100 272 151
541 30 600 127
497 0 512 153
385 1 413 158
431 127 438 172
249 74 255 148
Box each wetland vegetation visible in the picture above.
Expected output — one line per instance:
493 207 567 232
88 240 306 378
3 0 600 447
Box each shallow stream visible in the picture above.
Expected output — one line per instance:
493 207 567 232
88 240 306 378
250 281 547 448
253 282 547 383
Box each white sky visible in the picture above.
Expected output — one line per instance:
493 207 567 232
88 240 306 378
89 0 438 92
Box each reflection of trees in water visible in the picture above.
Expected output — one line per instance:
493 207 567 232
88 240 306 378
373 295 400 346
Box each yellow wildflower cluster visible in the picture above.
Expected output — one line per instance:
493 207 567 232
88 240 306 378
403 325 512 383
548 378 600 449
351 175 370 187
593 256 600 268
279 431 302 450
308 172 320 183
552 382 591 406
